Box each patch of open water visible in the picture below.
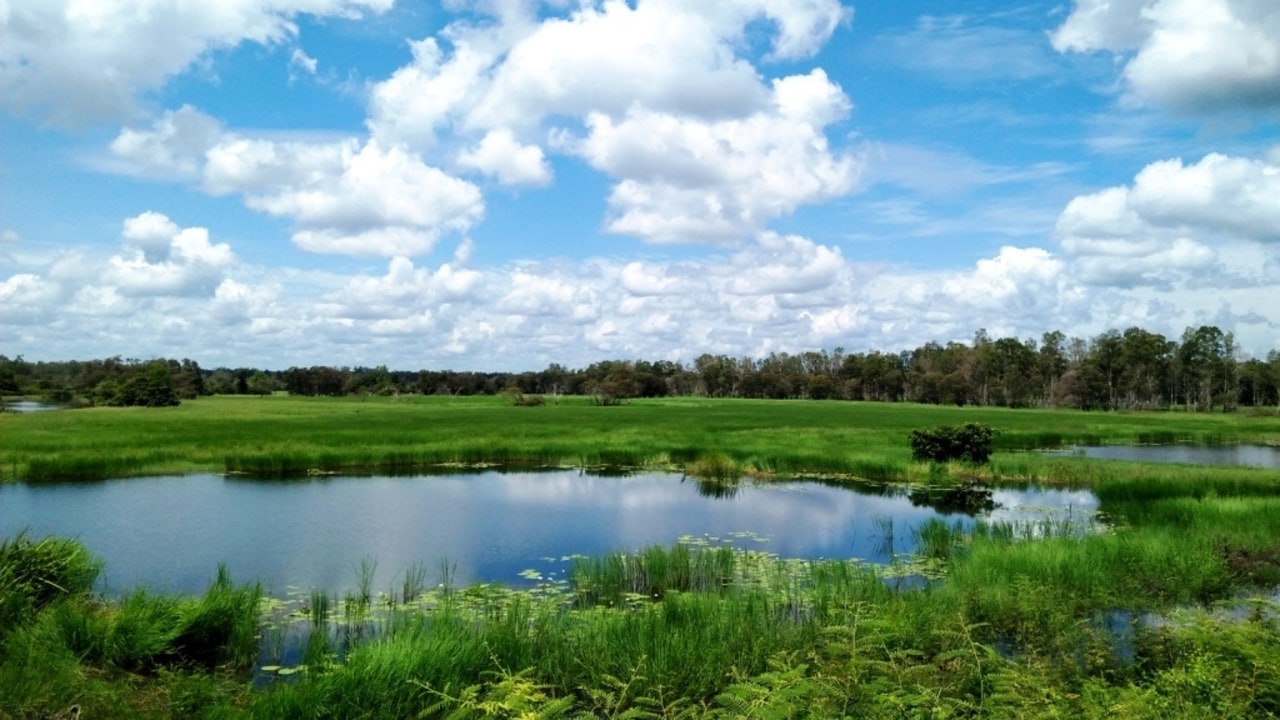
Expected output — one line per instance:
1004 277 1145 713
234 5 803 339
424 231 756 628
1 400 65 412
0 471 1098 596
1042 444 1280 469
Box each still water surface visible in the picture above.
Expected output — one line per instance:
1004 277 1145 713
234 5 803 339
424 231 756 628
0 471 1095 595
1044 444 1280 469
1 400 64 413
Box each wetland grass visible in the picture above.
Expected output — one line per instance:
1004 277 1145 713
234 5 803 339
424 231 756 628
8 393 1278 483
683 452 740 480
4 529 1279 718
0 543 262 719
569 545 740 606
5 396 1280 717
911 518 968 561
0 532 101 623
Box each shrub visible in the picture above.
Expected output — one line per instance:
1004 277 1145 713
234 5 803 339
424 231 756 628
501 387 546 406
909 423 998 464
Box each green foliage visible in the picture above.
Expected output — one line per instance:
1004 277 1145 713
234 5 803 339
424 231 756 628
909 422 998 464
121 362 181 407
711 655 839 719
911 518 967 561
0 546 262 720
417 667 576 719
87 360 182 408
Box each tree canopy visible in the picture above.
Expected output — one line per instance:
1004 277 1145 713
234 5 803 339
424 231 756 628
2 324 1276 413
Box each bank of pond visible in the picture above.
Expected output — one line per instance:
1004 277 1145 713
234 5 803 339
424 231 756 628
4 460 1280 718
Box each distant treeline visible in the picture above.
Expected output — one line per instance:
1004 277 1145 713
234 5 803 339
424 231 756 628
3 324 1279 411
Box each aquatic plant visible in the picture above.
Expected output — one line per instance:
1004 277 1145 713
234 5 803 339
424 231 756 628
911 518 968 561
401 562 429 604
569 545 739 606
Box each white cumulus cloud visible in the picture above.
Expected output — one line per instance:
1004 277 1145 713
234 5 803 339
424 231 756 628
365 1 858 245
0 0 392 125
242 140 484 256
106 213 236 297
108 105 224 180
1052 0 1280 111
457 129 552 187
111 112 485 257
1053 151 1280 288
575 70 858 244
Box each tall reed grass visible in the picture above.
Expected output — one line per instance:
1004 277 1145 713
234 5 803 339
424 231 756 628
569 545 739 606
0 533 100 630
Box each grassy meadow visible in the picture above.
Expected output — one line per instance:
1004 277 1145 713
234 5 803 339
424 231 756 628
2 392 1277 483
3 396 1280 718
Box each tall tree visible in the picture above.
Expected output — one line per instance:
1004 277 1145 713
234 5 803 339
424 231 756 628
1090 330 1124 410
1177 326 1233 411
1118 328 1173 410
1038 331 1068 406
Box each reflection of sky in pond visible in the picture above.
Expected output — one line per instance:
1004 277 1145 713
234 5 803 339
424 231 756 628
988 488 1098 520
0 472 1096 596
985 488 1100 537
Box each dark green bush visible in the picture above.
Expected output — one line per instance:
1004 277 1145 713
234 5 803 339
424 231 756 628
909 423 998 464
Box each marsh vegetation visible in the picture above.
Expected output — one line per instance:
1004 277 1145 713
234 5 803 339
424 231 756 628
2 397 1279 718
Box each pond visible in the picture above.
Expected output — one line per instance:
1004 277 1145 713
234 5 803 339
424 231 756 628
1 400 65 413
0 471 1097 596
1044 444 1280 469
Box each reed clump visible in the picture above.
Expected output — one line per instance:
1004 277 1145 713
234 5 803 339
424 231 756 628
0 533 100 629
23 454 149 483
683 453 741 481
569 545 739 606
0 546 262 718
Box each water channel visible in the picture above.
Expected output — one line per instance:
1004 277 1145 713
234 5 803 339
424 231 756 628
0 471 1096 595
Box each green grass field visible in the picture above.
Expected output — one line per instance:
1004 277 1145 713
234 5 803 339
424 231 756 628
4 396 1280 718
3 393 1277 483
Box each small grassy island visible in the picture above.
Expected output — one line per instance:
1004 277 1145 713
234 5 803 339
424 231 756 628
3 396 1280 718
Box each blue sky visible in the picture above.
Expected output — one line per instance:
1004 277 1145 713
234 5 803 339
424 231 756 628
2 0 1279 371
